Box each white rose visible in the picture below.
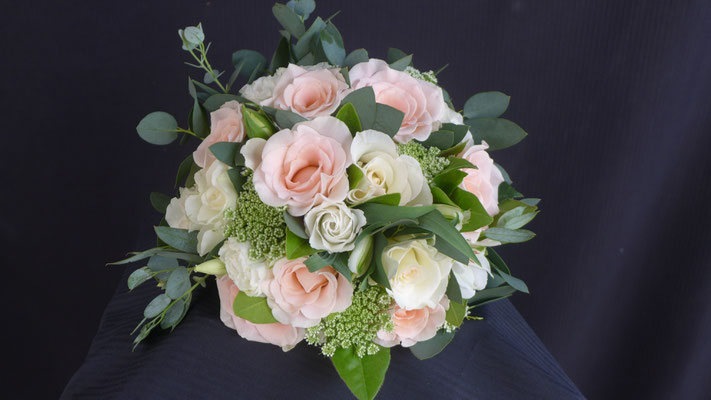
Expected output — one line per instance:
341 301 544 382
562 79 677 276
184 161 237 255
347 130 432 206
239 68 285 104
382 238 452 310
452 251 492 299
303 200 366 253
219 238 273 297
165 186 198 230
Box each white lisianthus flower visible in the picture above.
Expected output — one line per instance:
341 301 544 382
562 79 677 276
382 238 452 310
184 161 237 255
239 68 285 104
165 186 198 230
347 130 432 206
452 250 492 299
219 238 273 297
303 199 366 253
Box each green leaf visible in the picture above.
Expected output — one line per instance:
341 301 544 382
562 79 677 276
418 210 475 263
175 155 195 188
160 298 186 329
136 112 178 145
283 211 308 239
347 165 365 190
191 99 210 139
431 169 467 196
287 0 316 20
496 206 538 229
203 94 247 112
227 168 247 193
386 48 408 64
441 123 469 144
438 141 467 158
495 269 529 293
449 188 494 232
445 300 467 327
483 227 535 243
331 346 391 400
340 87 376 129
344 48 369 68
336 103 363 134
149 192 171 214
436 157 476 177
465 117 527 151
445 271 462 303
389 54 413 71
410 329 455 360
486 248 510 275
498 181 523 201
144 294 171 318
356 203 434 227
372 103 404 137
304 252 352 281
127 267 152 290
418 130 454 150
233 291 279 324
269 37 291 72
154 226 198 254
468 285 517 307
109 248 162 266
165 266 191 299
272 3 306 38
463 91 511 119
275 109 307 129
147 254 179 272
520 198 541 206
361 193 401 206
320 23 345 66
286 227 318 259
431 186 458 207
209 141 244 167
294 17 326 59
231 50 267 83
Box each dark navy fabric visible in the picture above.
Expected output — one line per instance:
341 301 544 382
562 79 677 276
61 273 582 400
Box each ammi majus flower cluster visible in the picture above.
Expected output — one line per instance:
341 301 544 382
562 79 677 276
114 2 539 399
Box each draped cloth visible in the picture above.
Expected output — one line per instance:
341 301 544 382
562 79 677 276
62 276 582 399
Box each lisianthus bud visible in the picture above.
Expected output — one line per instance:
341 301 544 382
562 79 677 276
194 259 227 276
242 105 276 139
348 235 374 276
434 204 465 231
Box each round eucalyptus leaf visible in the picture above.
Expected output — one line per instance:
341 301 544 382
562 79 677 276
144 294 171 318
182 26 204 45
136 112 178 145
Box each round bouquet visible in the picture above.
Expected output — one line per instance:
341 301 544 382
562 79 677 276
115 1 539 399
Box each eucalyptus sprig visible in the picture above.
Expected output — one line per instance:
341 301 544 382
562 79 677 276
179 23 228 93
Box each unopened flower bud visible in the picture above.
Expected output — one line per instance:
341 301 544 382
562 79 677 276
194 259 226 276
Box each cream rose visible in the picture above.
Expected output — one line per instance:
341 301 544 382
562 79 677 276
165 186 198 230
193 101 245 168
239 68 285 104
184 161 237 255
262 63 349 119
382 238 452 310
347 130 432 206
374 297 449 348
303 200 366 253
218 238 273 297
241 116 352 216
459 141 505 216
261 257 353 328
452 251 492 299
216 275 304 351
349 59 445 143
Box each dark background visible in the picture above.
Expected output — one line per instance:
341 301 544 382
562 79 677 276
3 0 711 398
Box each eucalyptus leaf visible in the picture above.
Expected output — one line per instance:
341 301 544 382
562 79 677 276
275 109 307 129
418 130 454 150
284 211 308 239
231 50 267 83
320 23 345 66
483 227 535 243
332 346 391 400
498 181 524 201
227 168 247 193
144 294 171 318
209 142 244 167
154 226 199 254
165 266 191 299
191 99 210 138
340 87 376 129
108 247 163 266
136 112 178 145
410 329 455 360
336 102 363 134
270 37 291 72
294 17 326 59
386 48 408 64
147 255 179 272
233 291 279 324
128 267 152 290
149 192 171 214
272 3 306 38
175 155 195 188
287 0 316 19
466 117 527 151
463 91 511 119
203 94 247 112
160 298 186 329
496 206 538 230
389 54 412 71
372 103 404 137
344 48 369 68
468 285 517 307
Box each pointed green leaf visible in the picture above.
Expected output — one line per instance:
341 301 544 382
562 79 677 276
154 227 198 254
136 112 178 145
233 291 279 324
465 117 527 150
128 267 152 290
144 294 171 318
463 91 510 119
332 346 391 400
410 329 455 360
336 102 363 134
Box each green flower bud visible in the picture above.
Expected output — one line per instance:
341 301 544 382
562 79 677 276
434 204 465 230
348 235 374 276
194 259 226 276
242 105 276 139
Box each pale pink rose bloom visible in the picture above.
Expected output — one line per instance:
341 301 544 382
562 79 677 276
261 257 353 328
193 101 245 168
265 64 350 119
241 116 353 216
375 297 450 348
349 59 444 143
216 275 304 351
459 141 505 216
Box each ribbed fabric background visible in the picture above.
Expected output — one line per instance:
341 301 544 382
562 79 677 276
2 0 711 399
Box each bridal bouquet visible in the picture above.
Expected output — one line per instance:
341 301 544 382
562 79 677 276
113 1 539 398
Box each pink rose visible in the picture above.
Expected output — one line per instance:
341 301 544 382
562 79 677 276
266 64 350 119
459 141 505 216
193 100 246 168
216 275 304 351
241 116 352 216
349 59 444 143
262 257 353 328
374 297 449 348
